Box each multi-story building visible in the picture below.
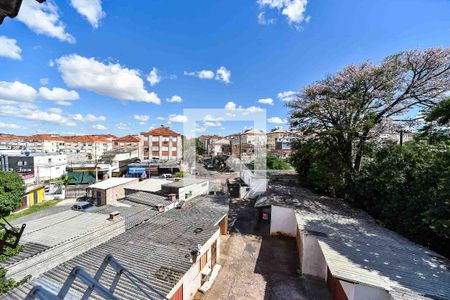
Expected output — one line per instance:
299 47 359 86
210 138 231 156
267 128 301 157
112 135 142 159
198 135 222 154
140 126 182 161
226 128 266 158
63 135 113 161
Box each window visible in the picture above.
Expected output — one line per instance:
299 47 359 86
162 146 168 151
152 146 159 151
152 137 159 142
162 137 170 142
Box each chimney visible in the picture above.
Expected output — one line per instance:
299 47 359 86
167 193 177 201
109 211 121 221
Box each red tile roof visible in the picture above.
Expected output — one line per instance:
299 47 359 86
141 126 180 137
113 135 140 143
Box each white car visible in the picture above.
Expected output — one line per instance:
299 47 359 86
160 173 173 178
72 201 95 212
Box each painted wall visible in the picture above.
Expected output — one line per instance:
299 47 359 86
178 181 209 202
270 205 297 237
353 284 390 300
301 234 327 279
28 187 45 207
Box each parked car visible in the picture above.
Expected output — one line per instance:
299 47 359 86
160 173 173 178
72 201 95 212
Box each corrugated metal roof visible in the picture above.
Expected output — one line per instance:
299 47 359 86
263 183 450 300
124 191 174 209
4 195 228 299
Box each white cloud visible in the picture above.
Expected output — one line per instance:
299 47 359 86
277 90 296 101
184 67 231 84
0 81 37 102
257 12 275 25
224 101 238 110
48 107 63 114
56 54 160 104
0 36 22 60
168 114 188 123
156 117 165 121
268 116 288 124
40 78 49 85
0 104 76 126
92 124 107 130
166 95 182 103
204 114 224 122
147 67 160 86
258 0 309 25
17 0 75 43
72 113 106 122
258 98 274 105
0 122 22 129
70 0 105 28
116 123 130 130
134 115 149 122
204 121 222 127
215 66 231 84
247 106 264 113
39 87 80 106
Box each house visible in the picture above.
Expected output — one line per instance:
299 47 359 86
209 138 231 156
5 195 229 300
140 125 182 161
17 184 45 211
255 183 450 300
198 135 222 154
124 178 172 195
161 178 210 202
86 177 139 206
100 149 139 177
267 128 301 157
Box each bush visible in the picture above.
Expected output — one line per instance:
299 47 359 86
351 140 450 255
174 171 185 178
0 172 25 217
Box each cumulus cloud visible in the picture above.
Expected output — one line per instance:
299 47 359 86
257 12 275 25
215 66 231 84
39 87 80 106
257 0 309 25
224 101 264 115
0 122 22 129
0 104 76 126
277 90 296 101
184 67 231 84
147 67 161 86
55 54 160 104
156 117 165 121
168 114 188 123
268 116 288 124
224 101 238 110
0 81 37 102
0 36 22 60
116 122 130 130
70 0 105 28
17 0 75 43
204 114 224 122
92 124 107 130
72 113 106 122
40 78 50 85
134 115 149 122
258 98 274 105
166 95 182 103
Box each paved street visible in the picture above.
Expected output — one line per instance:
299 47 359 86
11 198 77 225
203 198 331 300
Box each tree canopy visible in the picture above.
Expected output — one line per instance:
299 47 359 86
0 172 25 217
289 48 450 175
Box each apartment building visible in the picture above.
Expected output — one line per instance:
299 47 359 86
267 128 301 157
112 135 142 158
63 135 113 161
140 126 182 161
198 135 222 154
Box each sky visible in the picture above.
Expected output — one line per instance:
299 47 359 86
0 0 449 137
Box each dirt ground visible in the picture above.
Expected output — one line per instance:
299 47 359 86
202 198 331 300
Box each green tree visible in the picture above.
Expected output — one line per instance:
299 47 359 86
289 48 450 181
421 97 450 141
0 172 25 217
266 154 291 170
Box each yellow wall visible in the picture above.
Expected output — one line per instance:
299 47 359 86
28 187 45 207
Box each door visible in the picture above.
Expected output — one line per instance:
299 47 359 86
33 191 38 204
171 284 183 300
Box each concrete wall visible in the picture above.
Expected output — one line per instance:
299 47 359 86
301 234 327 279
353 284 390 300
167 229 221 300
178 181 209 202
270 205 297 237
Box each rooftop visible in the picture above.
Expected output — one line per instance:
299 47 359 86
113 135 140 143
140 125 180 137
124 191 174 209
88 178 138 190
125 178 172 193
258 183 450 300
5 195 228 299
162 178 208 188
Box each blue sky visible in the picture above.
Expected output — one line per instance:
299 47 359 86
0 0 449 136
